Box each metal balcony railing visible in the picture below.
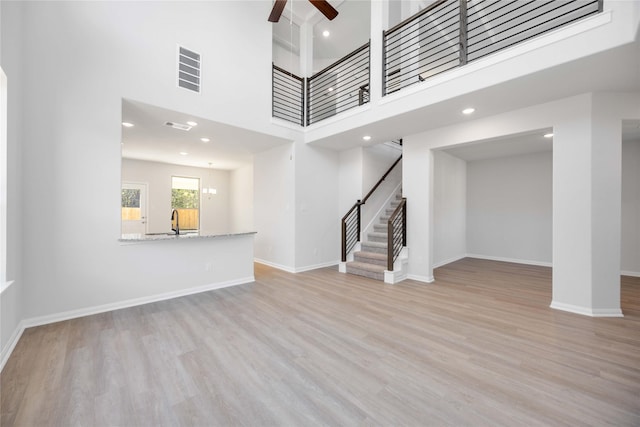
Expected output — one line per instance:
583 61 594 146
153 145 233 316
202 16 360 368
383 0 603 95
307 41 370 125
272 64 304 126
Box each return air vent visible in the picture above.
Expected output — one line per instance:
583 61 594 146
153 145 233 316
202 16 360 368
178 46 200 93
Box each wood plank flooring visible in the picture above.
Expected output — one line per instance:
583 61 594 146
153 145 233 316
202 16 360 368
2 258 639 426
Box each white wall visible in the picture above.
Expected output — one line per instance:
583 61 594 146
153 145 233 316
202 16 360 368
121 159 231 234
467 151 553 265
0 1 24 367
229 164 254 232
253 143 296 270
433 150 466 267
622 139 640 275
1 0 282 321
294 141 340 270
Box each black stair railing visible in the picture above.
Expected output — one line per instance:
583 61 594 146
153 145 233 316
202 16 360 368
387 198 407 271
272 63 305 126
341 154 402 263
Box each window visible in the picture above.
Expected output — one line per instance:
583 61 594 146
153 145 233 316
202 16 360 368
171 176 200 231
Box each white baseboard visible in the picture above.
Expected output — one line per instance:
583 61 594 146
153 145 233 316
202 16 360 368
433 255 466 269
407 274 434 283
254 258 296 273
254 258 339 274
1 319 26 372
550 301 624 317
466 253 552 267
294 260 340 273
22 277 254 329
621 270 640 278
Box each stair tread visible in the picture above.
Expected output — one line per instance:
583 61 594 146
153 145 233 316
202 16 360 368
368 231 387 238
355 251 387 260
361 241 387 248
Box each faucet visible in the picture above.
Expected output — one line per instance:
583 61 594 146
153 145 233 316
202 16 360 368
171 209 180 235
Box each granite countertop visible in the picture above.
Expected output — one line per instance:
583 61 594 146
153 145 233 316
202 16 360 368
119 231 257 242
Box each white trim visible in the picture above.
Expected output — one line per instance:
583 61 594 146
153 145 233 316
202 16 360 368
254 258 339 274
22 276 254 329
293 260 339 273
407 274 434 283
466 253 552 268
0 319 25 372
0 279 15 295
433 254 466 269
254 258 296 273
621 270 640 278
550 301 624 318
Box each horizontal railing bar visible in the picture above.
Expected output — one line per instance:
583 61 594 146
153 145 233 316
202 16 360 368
272 77 304 92
272 64 304 81
384 29 460 68
308 54 370 87
384 0 451 37
384 4 459 48
309 42 370 80
309 67 369 93
384 26 460 64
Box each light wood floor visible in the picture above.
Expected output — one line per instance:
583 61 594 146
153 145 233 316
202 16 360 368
2 258 639 426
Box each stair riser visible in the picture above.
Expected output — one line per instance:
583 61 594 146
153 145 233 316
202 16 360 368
361 244 387 255
354 254 387 267
368 234 387 244
373 224 388 232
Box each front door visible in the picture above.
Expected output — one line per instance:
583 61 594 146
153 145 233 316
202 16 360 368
121 182 147 235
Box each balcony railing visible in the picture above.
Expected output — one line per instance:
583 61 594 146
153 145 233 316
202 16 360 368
383 0 603 95
272 64 304 126
307 41 370 126
272 1 602 124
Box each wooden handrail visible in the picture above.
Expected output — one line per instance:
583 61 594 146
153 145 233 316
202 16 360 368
309 41 370 80
362 155 402 204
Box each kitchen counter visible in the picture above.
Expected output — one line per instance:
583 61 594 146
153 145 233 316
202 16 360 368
119 231 256 243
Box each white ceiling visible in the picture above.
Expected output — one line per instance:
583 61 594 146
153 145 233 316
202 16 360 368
441 129 553 162
120 99 290 170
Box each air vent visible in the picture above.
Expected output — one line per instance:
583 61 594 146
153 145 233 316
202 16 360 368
165 121 192 131
178 46 201 93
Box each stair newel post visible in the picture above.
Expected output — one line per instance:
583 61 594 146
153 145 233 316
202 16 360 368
387 218 394 271
402 198 407 247
356 200 362 243
341 219 347 262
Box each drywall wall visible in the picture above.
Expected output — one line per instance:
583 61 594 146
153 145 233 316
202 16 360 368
229 164 254 232
622 139 640 275
0 1 24 366
433 150 466 267
2 0 282 320
338 147 363 217
466 151 552 265
294 141 340 270
121 159 230 234
253 143 296 270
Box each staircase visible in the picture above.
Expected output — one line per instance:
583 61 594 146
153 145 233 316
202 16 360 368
346 192 404 281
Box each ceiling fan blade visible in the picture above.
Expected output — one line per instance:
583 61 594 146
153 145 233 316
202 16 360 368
268 0 288 22
310 0 338 20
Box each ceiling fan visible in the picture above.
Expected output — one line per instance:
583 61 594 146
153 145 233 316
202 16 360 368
268 0 338 23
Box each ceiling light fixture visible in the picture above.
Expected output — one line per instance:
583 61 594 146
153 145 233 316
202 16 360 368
165 121 192 131
462 108 475 115
186 121 198 127
200 137 210 142
121 122 134 127
322 30 330 37
544 133 554 138
363 135 372 141
179 152 189 156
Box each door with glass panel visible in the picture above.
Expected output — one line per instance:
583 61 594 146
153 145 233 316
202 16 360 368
121 182 147 235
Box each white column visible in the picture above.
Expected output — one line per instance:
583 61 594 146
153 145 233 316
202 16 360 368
551 93 623 317
403 137 434 283
369 0 386 105
299 21 313 77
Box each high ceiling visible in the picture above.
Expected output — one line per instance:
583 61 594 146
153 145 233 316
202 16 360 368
120 99 290 170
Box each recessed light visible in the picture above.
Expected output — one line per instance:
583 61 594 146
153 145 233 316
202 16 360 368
544 133 554 138
186 121 198 127
363 135 372 141
179 152 189 156
328 87 334 92
462 108 475 115
121 122 134 127
322 30 330 37
200 137 210 142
